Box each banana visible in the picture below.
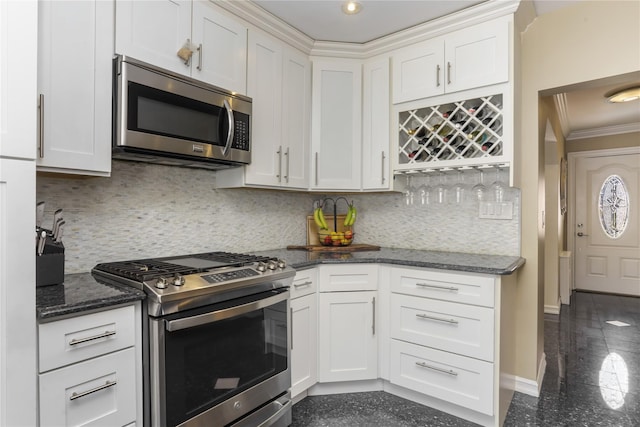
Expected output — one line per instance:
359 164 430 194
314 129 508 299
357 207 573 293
313 207 325 229
347 204 357 226
317 207 329 230
344 205 353 226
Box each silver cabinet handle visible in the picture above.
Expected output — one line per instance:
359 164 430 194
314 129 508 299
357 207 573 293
416 313 459 324
577 232 589 237
315 152 319 186
381 151 386 185
70 380 117 401
284 147 290 183
447 62 452 85
197 43 203 71
38 94 45 158
372 297 376 335
293 281 313 288
68 330 116 346
276 146 282 182
436 64 441 87
290 307 294 350
415 361 458 376
416 282 459 292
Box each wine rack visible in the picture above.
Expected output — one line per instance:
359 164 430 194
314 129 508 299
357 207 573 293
397 94 505 169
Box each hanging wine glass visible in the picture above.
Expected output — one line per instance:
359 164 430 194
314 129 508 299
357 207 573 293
447 169 469 205
416 174 432 207
489 167 506 202
403 174 415 206
433 171 446 204
471 168 487 203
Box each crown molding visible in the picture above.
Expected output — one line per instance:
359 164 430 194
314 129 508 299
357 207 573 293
553 93 570 138
567 122 640 141
214 0 520 59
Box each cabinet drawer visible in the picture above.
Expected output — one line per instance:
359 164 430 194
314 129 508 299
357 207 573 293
390 294 494 361
39 305 136 372
291 268 317 299
390 268 495 307
39 347 137 427
319 264 378 292
390 339 493 415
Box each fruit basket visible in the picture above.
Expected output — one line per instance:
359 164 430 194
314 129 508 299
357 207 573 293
313 197 356 247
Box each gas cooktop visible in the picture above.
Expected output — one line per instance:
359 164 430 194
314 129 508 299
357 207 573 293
92 251 295 316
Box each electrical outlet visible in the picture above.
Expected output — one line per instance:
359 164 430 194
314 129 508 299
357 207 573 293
479 201 514 220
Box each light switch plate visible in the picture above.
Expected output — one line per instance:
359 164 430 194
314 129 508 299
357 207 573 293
479 201 514 220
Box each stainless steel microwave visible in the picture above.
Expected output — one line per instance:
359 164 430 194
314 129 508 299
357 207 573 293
113 55 251 170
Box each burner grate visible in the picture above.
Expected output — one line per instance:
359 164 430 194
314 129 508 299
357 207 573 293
94 260 198 282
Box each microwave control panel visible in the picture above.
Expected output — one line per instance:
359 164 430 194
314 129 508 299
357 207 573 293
232 112 250 151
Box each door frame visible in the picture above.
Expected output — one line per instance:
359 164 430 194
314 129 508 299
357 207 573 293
567 146 640 291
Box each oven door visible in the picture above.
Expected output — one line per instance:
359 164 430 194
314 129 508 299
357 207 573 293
149 288 290 427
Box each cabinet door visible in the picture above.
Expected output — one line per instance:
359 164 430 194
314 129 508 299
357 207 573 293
318 291 377 382
444 17 509 94
115 0 192 75
0 0 37 160
392 39 444 104
244 31 283 187
39 348 137 427
281 46 311 189
362 56 391 190
192 1 247 94
37 0 112 176
291 293 318 397
311 59 362 190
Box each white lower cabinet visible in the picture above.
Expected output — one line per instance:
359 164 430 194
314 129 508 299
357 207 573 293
290 269 318 398
38 303 142 427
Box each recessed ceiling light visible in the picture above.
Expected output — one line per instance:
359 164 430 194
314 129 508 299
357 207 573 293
605 85 640 103
342 1 362 15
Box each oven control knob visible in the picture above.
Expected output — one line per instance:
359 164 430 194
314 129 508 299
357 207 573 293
155 277 168 289
267 260 277 270
277 259 286 269
172 274 185 287
256 262 267 272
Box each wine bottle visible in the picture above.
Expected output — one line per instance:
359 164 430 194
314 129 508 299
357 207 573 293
468 130 488 143
407 126 427 138
433 122 453 138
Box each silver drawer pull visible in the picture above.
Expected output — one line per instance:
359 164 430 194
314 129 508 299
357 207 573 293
415 282 459 292
69 330 116 346
416 313 459 324
293 281 313 288
70 380 117 401
415 361 458 376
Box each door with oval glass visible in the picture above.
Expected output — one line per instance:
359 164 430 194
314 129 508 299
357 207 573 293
573 149 640 296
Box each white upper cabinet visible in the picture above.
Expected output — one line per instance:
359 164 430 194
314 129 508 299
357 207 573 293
0 0 37 160
362 56 391 190
37 0 113 176
216 30 310 190
115 0 247 94
310 58 362 191
392 16 509 104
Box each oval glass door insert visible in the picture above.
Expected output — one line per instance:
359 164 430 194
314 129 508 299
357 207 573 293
599 174 629 239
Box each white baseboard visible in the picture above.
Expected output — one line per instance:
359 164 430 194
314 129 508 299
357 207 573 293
514 352 546 397
544 303 560 315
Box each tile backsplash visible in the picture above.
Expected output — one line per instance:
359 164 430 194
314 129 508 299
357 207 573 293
37 161 520 273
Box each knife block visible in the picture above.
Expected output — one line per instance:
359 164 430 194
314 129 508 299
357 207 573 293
36 233 65 287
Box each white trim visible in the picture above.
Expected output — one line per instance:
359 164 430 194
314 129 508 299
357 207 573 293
553 93 570 139
216 0 520 59
514 353 546 397
567 122 640 141
544 302 560 315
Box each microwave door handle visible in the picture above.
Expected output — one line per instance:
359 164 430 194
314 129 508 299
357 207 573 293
222 99 235 157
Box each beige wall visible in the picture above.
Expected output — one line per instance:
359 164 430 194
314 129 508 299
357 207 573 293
567 131 640 153
517 0 640 382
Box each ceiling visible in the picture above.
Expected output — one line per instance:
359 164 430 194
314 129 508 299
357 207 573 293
250 0 640 141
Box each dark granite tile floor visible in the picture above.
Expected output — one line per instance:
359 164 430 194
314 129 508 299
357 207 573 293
291 291 640 426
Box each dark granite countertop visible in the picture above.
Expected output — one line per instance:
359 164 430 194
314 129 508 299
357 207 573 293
36 272 145 321
250 247 525 276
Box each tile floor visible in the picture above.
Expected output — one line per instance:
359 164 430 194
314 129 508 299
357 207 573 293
291 291 640 426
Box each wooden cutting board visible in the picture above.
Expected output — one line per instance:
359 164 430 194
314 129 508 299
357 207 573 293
287 243 381 252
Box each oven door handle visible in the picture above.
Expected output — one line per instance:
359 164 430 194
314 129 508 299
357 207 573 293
165 291 289 332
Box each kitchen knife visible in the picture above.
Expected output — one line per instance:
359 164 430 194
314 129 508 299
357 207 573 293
51 208 63 234
36 201 45 230
52 218 63 238
54 221 65 243
37 230 46 256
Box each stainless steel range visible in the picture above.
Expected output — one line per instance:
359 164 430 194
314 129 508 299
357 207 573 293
92 251 295 427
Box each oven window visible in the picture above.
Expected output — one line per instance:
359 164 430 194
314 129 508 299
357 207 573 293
128 82 227 146
164 295 288 426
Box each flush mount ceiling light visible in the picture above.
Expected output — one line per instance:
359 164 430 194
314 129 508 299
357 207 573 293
342 1 362 15
605 85 640 103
